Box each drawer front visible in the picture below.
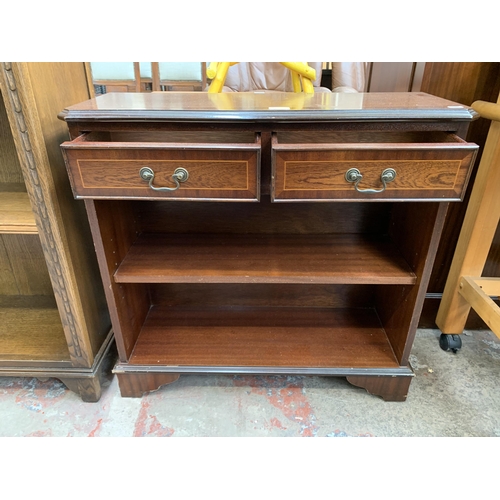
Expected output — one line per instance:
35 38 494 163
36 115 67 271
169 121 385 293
61 140 261 201
272 141 478 202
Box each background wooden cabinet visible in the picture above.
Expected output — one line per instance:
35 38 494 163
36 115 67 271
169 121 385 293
0 62 113 401
367 62 425 92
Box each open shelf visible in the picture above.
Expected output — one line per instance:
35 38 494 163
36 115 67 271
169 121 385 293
0 191 37 234
128 305 400 369
0 295 71 365
115 233 416 285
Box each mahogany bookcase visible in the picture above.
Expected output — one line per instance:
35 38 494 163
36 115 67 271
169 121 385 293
59 91 478 401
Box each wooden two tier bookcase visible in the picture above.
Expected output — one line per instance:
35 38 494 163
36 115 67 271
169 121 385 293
59 91 478 401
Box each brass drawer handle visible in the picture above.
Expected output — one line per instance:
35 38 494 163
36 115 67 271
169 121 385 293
139 167 189 192
345 168 396 194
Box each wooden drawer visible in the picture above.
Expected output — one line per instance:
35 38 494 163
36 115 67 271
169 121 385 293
61 131 261 201
271 131 478 201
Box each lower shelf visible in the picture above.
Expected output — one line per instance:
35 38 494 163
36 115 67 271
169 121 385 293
127 305 401 370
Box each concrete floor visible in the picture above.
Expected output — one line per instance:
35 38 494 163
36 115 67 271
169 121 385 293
1 328 500 437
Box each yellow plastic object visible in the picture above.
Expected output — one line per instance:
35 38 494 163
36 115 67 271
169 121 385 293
207 62 219 80
291 70 302 93
301 75 314 94
280 62 316 81
207 62 316 94
208 62 230 93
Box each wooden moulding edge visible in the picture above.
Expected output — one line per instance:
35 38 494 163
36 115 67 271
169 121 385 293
112 364 414 377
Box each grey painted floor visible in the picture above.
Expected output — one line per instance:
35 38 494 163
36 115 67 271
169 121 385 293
0 328 499 437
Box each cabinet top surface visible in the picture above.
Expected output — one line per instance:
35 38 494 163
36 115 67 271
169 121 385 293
59 92 477 123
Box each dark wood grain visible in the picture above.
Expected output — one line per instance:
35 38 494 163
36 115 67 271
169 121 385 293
59 91 478 122
377 202 449 364
273 135 477 201
421 63 500 110
115 372 180 398
276 130 466 145
151 283 376 309
85 199 149 361
108 130 257 144
129 305 400 369
346 375 412 402
115 233 416 285
57 91 478 400
136 197 392 235
62 141 260 201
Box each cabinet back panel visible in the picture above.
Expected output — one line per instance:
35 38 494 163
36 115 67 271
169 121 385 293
136 198 392 235
151 283 376 309
0 234 53 296
0 91 24 187
107 130 257 144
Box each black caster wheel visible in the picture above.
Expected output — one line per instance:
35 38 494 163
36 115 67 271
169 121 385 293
439 333 462 353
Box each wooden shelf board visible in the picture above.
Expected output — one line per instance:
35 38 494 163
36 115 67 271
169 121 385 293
0 192 37 234
0 295 71 363
129 305 400 369
115 233 416 285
